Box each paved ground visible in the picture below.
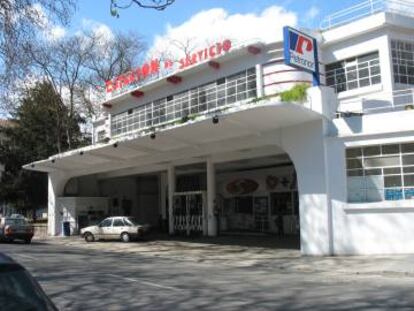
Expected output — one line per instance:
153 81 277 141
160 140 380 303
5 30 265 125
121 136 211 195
2 235 414 310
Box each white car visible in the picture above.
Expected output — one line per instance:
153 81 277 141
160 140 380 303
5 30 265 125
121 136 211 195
80 217 149 243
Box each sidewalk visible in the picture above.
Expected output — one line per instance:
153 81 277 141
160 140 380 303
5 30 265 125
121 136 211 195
34 235 414 278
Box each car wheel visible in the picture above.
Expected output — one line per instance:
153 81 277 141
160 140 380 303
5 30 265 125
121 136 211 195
24 238 32 244
84 232 95 243
121 232 130 243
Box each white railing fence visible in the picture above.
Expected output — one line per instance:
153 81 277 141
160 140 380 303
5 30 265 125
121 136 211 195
320 0 414 30
337 88 414 116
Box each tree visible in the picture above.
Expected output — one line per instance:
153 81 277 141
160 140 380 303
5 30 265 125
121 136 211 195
0 81 87 215
0 0 76 109
84 31 145 88
25 29 145 148
110 0 175 17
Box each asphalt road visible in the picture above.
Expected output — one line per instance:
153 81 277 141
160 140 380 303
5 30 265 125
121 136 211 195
2 240 414 310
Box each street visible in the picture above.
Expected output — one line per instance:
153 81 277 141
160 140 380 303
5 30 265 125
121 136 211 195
2 237 414 310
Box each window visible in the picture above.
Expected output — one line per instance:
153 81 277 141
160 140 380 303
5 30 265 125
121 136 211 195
235 196 253 214
96 130 106 143
111 68 257 137
346 143 414 202
113 219 124 227
392 40 414 85
325 51 381 93
99 218 112 227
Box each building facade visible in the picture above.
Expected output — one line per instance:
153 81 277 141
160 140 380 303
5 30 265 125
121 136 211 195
25 0 414 255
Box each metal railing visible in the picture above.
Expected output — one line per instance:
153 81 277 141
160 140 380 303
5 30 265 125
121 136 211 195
337 88 414 116
320 0 414 30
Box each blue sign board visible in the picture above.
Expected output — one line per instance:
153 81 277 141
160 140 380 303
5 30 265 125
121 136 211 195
283 26 320 86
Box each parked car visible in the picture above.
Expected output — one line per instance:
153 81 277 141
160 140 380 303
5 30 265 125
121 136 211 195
0 252 58 310
80 216 150 243
0 215 34 244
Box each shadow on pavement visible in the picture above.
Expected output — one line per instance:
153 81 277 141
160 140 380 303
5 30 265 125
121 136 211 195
146 233 300 250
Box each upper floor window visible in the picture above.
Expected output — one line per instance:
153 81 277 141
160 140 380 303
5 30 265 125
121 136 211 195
111 68 257 137
346 143 414 203
96 130 106 143
392 40 414 85
325 51 381 93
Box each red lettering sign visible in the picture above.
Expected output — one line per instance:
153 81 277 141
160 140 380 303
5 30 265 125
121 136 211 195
105 39 232 94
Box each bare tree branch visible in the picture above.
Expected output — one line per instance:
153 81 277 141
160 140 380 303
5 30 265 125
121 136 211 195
110 0 174 17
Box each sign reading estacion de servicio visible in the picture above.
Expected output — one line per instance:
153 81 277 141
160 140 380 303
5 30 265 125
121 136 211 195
104 39 232 95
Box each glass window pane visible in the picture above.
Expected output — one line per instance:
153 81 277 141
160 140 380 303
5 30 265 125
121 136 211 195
385 188 403 200
347 81 358 90
383 167 401 174
384 175 402 187
403 166 414 173
404 174 414 186
365 169 381 175
359 52 379 63
346 148 362 158
359 68 369 78
359 78 370 87
402 143 414 153
382 144 400 154
403 155 414 165
113 219 124 227
370 66 380 75
347 159 363 169
371 76 381 84
404 188 414 199
364 156 400 168
363 146 381 156
347 169 363 176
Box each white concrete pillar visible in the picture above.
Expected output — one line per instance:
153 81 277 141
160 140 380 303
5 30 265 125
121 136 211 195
255 63 264 98
207 158 217 236
281 120 333 255
167 165 175 235
48 171 70 236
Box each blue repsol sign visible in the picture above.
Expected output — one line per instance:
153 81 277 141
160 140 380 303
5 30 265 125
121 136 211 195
283 26 320 86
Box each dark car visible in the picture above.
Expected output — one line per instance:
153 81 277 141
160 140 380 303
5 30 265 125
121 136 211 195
0 216 34 244
0 253 58 310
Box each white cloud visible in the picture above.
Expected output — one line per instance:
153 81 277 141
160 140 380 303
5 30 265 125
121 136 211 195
305 6 320 22
44 25 66 41
81 19 114 45
148 6 297 59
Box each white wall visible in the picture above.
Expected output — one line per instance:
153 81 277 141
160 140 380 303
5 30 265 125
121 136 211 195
56 197 109 235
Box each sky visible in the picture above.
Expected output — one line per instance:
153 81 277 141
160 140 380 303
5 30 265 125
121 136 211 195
68 0 362 58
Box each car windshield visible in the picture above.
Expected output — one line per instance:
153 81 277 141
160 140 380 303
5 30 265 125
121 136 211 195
125 218 140 226
5 219 27 226
0 265 56 311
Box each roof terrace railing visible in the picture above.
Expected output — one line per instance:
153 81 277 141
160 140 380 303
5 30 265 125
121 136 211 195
320 0 414 30
337 88 414 116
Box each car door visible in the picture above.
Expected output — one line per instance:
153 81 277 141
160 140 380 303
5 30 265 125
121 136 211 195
112 218 126 239
98 218 113 240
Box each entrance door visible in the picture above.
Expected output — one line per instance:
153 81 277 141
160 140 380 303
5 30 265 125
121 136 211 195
253 196 269 232
173 191 206 236
270 191 299 235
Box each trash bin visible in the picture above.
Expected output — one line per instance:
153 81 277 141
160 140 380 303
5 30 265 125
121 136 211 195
62 221 71 236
